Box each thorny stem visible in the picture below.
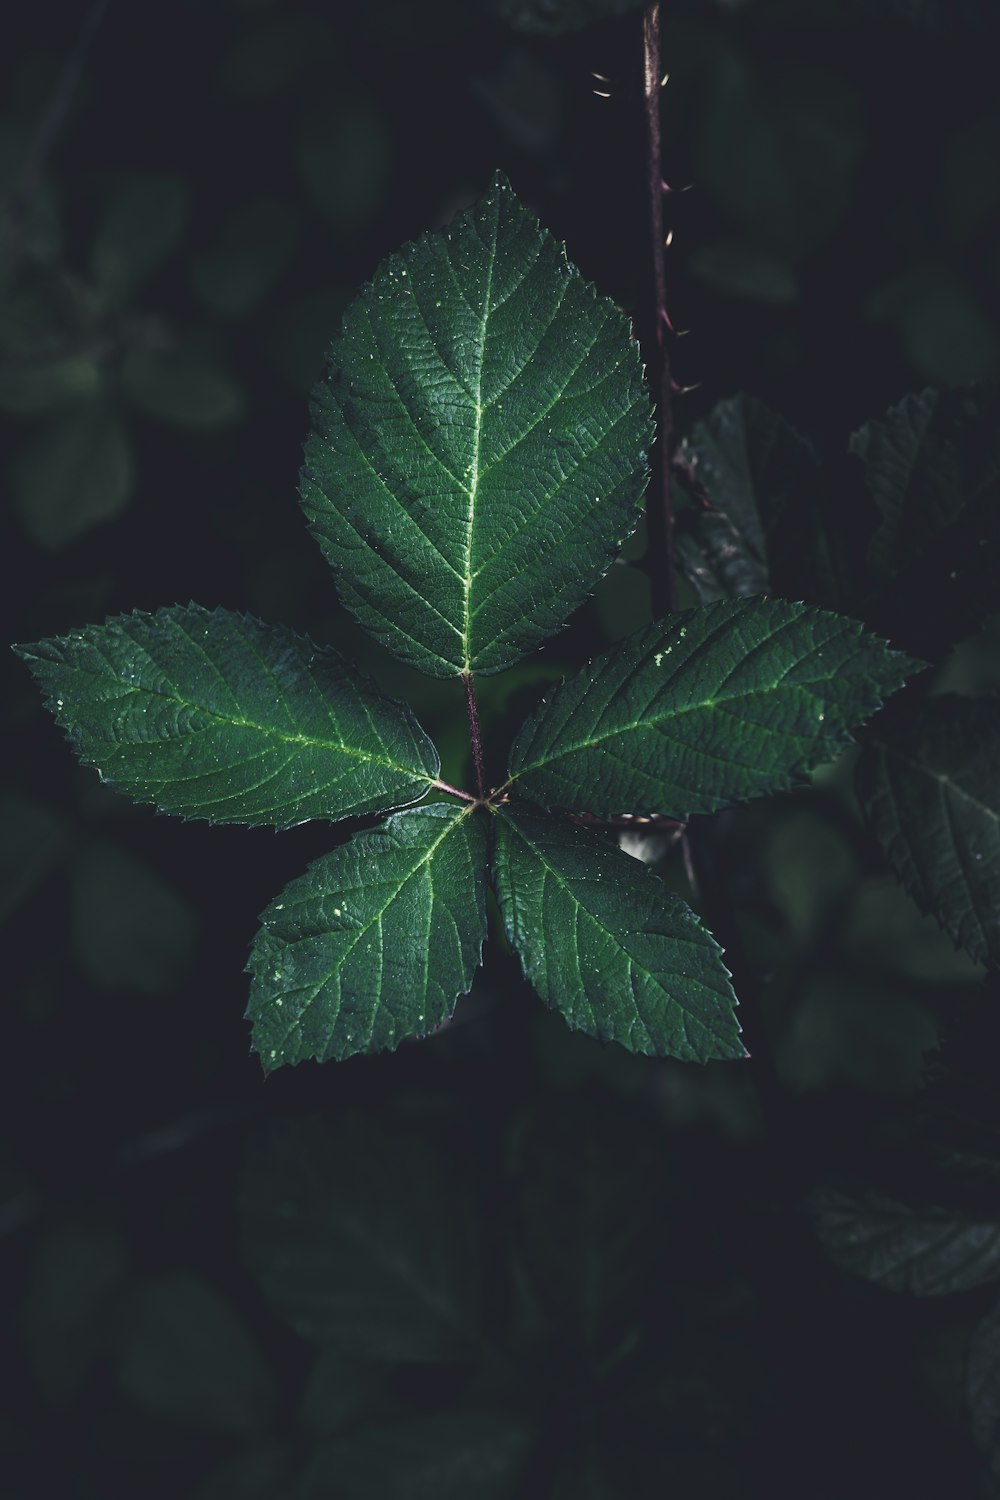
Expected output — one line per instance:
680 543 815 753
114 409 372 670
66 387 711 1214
462 672 486 800
642 1 679 618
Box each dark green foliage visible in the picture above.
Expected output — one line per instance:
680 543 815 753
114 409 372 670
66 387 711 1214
19 184 915 1069
8 4 1000 1495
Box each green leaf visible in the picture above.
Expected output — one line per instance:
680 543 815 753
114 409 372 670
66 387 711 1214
114 1273 274 1431
13 402 133 548
240 1112 485 1358
492 806 742 1061
15 603 437 827
806 1186 1000 1296
298 1411 532 1500
508 597 918 818
301 171 651 677
675 394 841 608
247 802 487 1068
848 385 1000 651
120 341 244 428
91 174 188 306
856 694 1000 968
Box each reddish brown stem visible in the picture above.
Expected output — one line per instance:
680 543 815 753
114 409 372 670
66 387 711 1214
642 2 679 617
462 672 485 799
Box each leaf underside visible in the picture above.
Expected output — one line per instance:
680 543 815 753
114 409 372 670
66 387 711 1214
849 384 1000 651
15 604 438 828
857 693 1000 968
492 805 743 1062
675 393 842 609
807 1186 1000 1297
508 596 919 818
301 170 652 677
247 803 488 1069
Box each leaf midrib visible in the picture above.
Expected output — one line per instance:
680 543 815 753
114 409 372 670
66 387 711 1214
512 662 841 779
459 206 498 673
272 805 473 1053
56 654 431 782
501 813 735 1047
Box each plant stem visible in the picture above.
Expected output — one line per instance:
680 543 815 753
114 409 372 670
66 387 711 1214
462 672 486 799
431 779 477 803
642 0 679 618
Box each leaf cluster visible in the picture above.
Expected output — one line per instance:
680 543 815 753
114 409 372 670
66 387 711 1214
16 175 917 1071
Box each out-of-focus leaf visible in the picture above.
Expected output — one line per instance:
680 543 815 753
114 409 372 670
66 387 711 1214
114 1273 275 1432
120 341 244 427
806 1186 1000 1295
689 243 798 306
300 1346 389 1439
221 12 337 95
298 101 390 231
12 401 133 548
967 1294 1000 1487
485 0 643 31
22 1225 127 1404
675 394 839 607
0 350 102 415
849 385 1000 651
0 282 100 412
192 197 301 317
91 174 188 306
510 1093 667 1356
72 841 197 993
697 52 862 259
193 1447 292 1500
857 694 1000 968
869 267 1000 386
0 122 62 270
0 793 66 921
241 1112 485 1360
775 972 937 1097
269 289 351 393
298 1410 532 1500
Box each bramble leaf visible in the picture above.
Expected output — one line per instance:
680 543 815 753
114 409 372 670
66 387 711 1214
856 693 1000 968
15 604 438 827
301 171 651 677
492 806 742 1061
508 597 919 818
849 384 1000 651
675 393 842 608
806 1186 1000 1296
247 803 488 1069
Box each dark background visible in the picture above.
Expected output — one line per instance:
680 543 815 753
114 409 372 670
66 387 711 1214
3 0 1000 1495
